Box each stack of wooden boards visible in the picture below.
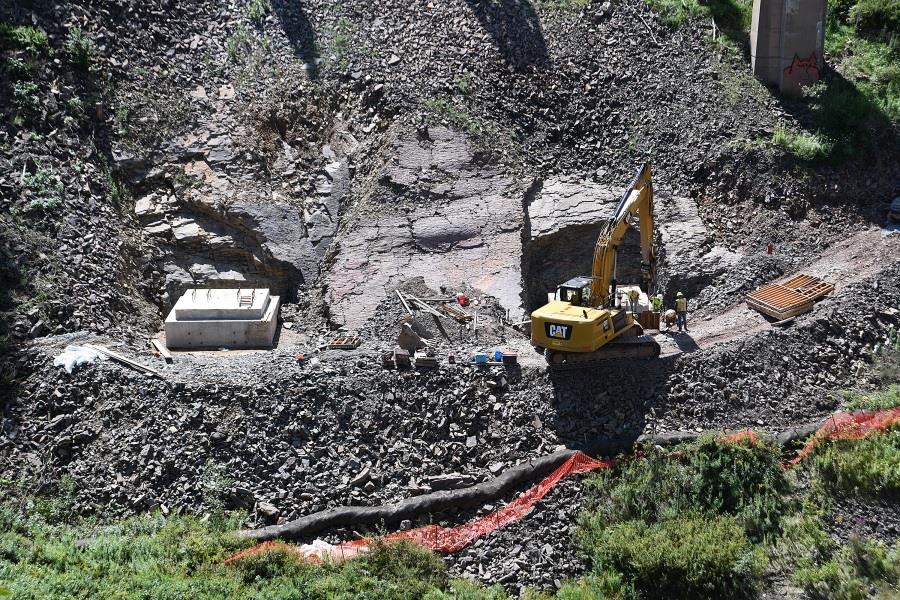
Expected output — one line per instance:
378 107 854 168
746 274 834 320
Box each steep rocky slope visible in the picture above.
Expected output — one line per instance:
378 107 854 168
1 0 899 592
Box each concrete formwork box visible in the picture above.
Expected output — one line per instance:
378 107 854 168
164 288 280 349
751 0 826 95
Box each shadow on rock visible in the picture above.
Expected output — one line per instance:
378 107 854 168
272 0 319 79
668 331 700 353
546 356 676 456
464 0 549 70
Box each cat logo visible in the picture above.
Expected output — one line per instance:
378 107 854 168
545 322 572 340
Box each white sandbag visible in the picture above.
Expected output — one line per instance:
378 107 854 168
53 345 106 373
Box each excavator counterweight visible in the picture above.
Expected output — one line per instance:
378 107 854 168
530 163 660 366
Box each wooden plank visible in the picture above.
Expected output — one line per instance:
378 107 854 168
150 339 173 363
406 294 450 320
328 336 361 350
84 343 164 378
395 290 413 315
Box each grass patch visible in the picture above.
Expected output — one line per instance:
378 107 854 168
807 427 900 497
326 17 353 67
772 127 834 161
425 96 505 145
0 505 469 600
844 384 900 411
644 0 752 29
795 536 900 600
227 24 251 62
539 0 592 11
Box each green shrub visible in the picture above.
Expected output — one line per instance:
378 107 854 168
795 536 900 600
247 0 271 23
584 436 791 541
808 428 900 496
689 435 793 540
643 0 707 26
63 28 94 71
21 168 63 213
3 56 31 80
848 0 900 40
12 80 39 112
0 24 48 56
585 513 764 600
772 127 834 161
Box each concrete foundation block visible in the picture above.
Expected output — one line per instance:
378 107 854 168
164 288 280 349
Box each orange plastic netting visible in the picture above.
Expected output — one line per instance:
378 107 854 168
225 407 900 566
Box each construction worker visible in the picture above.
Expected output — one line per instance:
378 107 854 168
650 294 663 313
627 289 640 314
675 291 688 332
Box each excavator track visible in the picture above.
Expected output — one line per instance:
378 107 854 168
544 335 661 371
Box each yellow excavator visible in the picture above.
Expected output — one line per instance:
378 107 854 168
531 162 660 366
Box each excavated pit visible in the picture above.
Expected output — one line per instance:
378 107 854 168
523 179 659 311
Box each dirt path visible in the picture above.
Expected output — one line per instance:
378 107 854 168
657 226 900 356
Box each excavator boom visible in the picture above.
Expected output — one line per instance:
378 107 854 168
589 162 655 307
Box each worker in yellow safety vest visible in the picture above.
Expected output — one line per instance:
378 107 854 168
627 289 640 314
650 294 663 313
675 291 688 332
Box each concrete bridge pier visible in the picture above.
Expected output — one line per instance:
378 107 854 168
751 0 827 95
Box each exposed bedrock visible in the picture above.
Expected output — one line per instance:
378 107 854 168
325 127 526 328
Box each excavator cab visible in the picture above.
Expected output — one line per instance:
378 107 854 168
555 276 592 306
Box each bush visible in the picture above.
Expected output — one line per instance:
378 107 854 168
689 435 793 540
808 428 900 496
795 536 900 600
848 0 900 40
584 436 792 541
63 28 94 71
586 513 764 600
0 24 48 56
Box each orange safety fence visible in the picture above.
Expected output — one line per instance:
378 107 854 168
787 406 900 466
225 407 900 567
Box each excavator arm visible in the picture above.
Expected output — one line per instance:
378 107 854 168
588 162 655 307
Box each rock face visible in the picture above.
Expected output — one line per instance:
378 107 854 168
125 107 351 309
523 178 742 309
655 194 743 303
325 127 526 328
